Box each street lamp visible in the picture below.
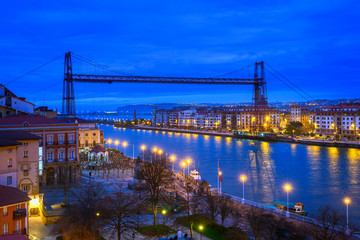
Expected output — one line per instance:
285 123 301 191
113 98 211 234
344 197 351 234
186 158 192 175
240 175 247 203
153 147 157 161
284 184 292 217
181 161 187 175
170 155 176 172
114 140 119 151
122 141 128 155
141 145 146 160
107 139 112 149
199 225 204 240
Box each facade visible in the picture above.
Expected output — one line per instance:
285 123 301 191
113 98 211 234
290 104 301 122
0 185 31 236
312 103 360 139
34 106 58 119
0 115 80 187
0 85 34 118
59 118 104 152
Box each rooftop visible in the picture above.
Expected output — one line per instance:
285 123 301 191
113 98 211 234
0 114 63 126
0 185 31 206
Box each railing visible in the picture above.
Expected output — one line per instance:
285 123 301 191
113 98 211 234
222 193 349 233
13 209 26 219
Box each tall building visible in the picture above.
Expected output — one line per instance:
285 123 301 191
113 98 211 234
0 115 80 186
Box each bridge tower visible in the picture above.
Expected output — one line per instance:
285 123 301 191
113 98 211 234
62 52 76 116
253 61 268 107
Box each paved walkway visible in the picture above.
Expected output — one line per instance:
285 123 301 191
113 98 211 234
29 216 59 240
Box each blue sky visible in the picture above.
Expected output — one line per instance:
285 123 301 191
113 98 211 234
1 1 359 111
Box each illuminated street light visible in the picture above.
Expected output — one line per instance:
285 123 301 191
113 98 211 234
141 145 146 160
122 141 128 155
240 175 247 203
181 161 187 175
170 155 176 172
344 197 351 234
186 158 192 175
199 225 204 240
108 139 112 149
284 184 292 217
114 140 119 150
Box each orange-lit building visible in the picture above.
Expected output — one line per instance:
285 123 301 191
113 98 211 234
0 185 30 236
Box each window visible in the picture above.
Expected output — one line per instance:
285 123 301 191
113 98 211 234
24 151 28 158
23 142 28 146
47 152 53 161
2 223 8 235
58 135 64 144
15 220 21 233
58 151 64 161
85 133 88 136
3 207 8 216
7 148 12 153
69 134 75 143
6 176 12 185
8 159 12 167
16 204 20 211
69 151 74 160
47 135 53 144
23 185 29 192
93 133 96 136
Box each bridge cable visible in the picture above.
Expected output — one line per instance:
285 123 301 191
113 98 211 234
71 52 130 76
213 64 253 78
265 68 308 101
5 54 63 86
266 63 314 100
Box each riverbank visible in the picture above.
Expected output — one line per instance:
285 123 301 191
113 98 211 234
121 125 360 149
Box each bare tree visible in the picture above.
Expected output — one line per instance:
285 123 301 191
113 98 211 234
202 192 219 221
55 182 106 239
138 149 173 227
218 195 232 228
102 189 138 240
309 206 354 240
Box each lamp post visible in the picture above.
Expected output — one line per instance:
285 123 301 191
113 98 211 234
240 175 246 203
132 144 135 161
114 140 119 151
153 147 157 161
181 161 186 176
344 197 351 234
170 155 176 172
122 141 128 155
284 184 292 217
186 158 192 176
158 149 163 159
199 225 204 240
141 145 146 160
107 139 112 149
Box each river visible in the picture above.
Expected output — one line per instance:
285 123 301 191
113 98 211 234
100 124 360 225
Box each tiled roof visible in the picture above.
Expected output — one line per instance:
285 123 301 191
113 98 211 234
0 114 63 125
0 185 31 206
0 131 41 140
0 233 30 240
57 117 91 124
0 138 22 147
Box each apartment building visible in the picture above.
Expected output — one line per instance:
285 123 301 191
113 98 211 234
0 115 80 187
312 103 360 139
0 185 30 236
0 84 34 118
59 117 104 152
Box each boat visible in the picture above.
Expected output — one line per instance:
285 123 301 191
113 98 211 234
270 201 308 216
233 131 278 141
189 169 202 181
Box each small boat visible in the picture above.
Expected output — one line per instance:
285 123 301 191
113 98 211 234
189 169 202 181
270 201 308 216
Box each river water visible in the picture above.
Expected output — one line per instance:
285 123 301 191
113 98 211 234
100 124 360 225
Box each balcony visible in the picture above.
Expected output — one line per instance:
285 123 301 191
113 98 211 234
13 209 26 219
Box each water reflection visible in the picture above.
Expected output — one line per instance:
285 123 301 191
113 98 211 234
101 124 360 224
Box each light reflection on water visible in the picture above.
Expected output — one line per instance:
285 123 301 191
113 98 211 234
101 125 360 224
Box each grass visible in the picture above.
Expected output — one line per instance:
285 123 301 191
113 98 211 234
176 214 249 240
136 224 176 236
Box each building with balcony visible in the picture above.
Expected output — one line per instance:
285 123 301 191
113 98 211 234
0 185 31 237
311 103 360 139
0 115 80 187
